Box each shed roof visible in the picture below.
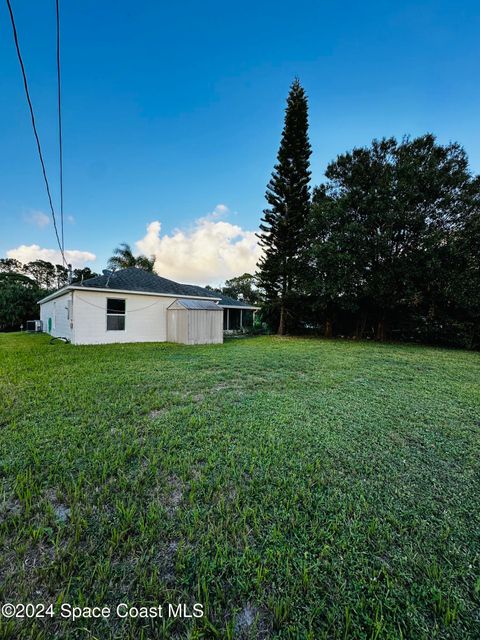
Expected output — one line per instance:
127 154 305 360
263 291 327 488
168 298 222 311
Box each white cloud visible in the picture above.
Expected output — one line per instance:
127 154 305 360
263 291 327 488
210 203 229 218
7 244 96 268
136 213 262 286
27 211 50 228
25 210 76 227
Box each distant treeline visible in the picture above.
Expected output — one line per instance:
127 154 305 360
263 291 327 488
257 81 480 349
0 260 98 331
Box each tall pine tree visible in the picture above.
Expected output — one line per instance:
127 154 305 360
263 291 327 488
257 79 311 334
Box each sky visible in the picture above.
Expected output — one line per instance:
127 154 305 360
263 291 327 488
1 0 479 285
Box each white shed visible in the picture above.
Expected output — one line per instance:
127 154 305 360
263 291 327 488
167 299 223 345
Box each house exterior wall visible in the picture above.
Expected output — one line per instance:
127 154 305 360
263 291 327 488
40 292 73 340
70 290 177 345
40 289 225 346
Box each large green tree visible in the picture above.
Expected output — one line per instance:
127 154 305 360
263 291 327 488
24 260 57 289
0 258 22 273
20 260 70 290
257 79 311 334
443 185 480 347
0 272 42 331
222 273 262 305
72 267 99 283
307 134 480 344
108 243 155 272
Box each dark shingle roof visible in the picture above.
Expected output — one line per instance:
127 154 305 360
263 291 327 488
79 268 220 299
218 294 258 308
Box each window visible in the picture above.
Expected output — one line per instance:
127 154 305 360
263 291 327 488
106 298 125 331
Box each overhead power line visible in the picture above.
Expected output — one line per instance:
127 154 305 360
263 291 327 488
5 0 67 266
55 0 64 256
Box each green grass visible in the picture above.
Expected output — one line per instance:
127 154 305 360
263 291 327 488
0 333 479 639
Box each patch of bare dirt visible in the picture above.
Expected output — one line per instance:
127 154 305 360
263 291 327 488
45 489 70 523
149 408 168 419
154 539 186 585
24 544 55 572
166 475 184 515
0 495 21 523
209 382 233 392
235 603 269 639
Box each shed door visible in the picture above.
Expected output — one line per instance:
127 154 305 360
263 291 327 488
167 309 177 342
188 310 222 344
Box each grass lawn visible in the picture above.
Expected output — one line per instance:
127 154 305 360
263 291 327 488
0 333 479 639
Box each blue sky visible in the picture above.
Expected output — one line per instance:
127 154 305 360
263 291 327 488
1 0 479 284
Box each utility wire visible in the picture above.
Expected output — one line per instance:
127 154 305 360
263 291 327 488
55 0 64 256
5 0 67 266
75 295 166 313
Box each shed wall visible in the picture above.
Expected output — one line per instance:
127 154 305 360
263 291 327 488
167 308 223 344
188 309 223 344
167 308 188 343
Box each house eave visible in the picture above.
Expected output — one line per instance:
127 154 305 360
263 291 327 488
38 285 222 305
38 287 73 304
219 304 260 310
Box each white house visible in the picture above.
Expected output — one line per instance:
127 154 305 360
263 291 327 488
38 267 258 346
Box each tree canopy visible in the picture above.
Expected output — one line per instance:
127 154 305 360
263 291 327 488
222 273 261 305
303 134 480 345
0 272 42 331
255 86 480 348
108 243 155 272
0 259 100 331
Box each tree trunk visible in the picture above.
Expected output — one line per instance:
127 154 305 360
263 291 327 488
277 303 286 335
324 318 333 338
376 315 386 341
467 324 476 350
355 312 367 339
